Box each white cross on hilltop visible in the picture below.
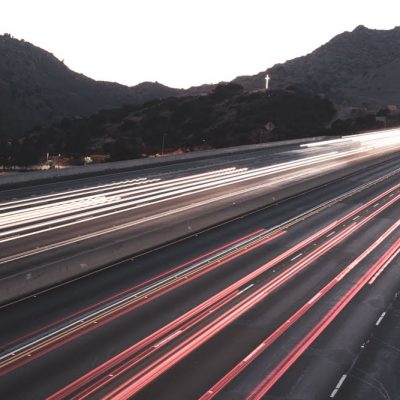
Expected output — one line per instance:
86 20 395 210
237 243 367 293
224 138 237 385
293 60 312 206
265 74 270 90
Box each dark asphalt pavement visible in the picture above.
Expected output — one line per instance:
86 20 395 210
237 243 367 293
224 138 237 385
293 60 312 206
0 151 399 399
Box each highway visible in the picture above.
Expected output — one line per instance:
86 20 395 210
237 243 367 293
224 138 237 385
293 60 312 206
0 129 399 399
1 128 400 302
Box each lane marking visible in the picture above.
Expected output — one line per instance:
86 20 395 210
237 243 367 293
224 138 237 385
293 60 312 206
240 284 254 293
290 253 303 261
246 237 400 400
2 163 400 375
330 374 347 398
0 152 343 239
48 216 400 400
0 165 342 260
2 165 400 267
376 312 386 326
153 330 182 349
0 230 281 363
199 219 400 400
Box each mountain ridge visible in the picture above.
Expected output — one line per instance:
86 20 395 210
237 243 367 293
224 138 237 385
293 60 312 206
0 34 184 137
1 25 400 139
233 25 400 107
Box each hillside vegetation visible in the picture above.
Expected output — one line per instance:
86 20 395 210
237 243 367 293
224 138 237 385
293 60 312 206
1 84 337 166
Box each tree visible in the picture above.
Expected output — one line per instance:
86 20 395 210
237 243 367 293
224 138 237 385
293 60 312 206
376 108 390 117
108 139 142 161
211 83 244 100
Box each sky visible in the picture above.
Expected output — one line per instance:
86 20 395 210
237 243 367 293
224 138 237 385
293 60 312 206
2 0 399 89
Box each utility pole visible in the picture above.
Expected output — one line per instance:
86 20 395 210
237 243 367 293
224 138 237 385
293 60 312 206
161 133 166 156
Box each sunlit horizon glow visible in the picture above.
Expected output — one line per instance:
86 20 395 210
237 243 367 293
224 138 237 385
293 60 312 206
2 0 399 89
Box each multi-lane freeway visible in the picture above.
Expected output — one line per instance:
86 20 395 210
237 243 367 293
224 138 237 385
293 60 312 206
1 129 400 301
0 129 400 399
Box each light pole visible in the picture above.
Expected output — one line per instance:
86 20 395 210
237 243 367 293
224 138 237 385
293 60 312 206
161 133 166 156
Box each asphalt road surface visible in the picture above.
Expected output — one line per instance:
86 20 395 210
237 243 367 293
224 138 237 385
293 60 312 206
1 130 399 290
0 130 399 399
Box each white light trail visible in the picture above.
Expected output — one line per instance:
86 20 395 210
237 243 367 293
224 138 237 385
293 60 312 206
1 129 399 247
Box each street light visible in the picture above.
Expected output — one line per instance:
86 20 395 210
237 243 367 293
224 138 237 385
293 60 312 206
161 133 167 156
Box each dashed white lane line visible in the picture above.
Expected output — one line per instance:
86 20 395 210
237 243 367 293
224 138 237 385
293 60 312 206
376 311 386 326
290 253 303 261
330 374 347 398
240 284 254 293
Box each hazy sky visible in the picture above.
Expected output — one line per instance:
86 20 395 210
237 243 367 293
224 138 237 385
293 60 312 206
2 0 399 88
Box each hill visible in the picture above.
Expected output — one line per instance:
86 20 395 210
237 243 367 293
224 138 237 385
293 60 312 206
2 83 337 166
2 25 399 140
233 26 400 107
0 34 182 137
